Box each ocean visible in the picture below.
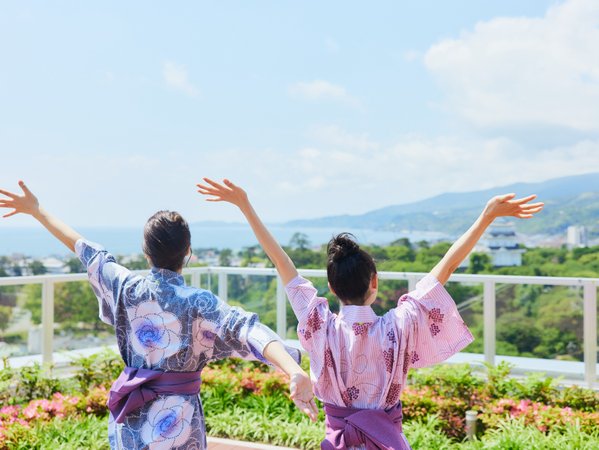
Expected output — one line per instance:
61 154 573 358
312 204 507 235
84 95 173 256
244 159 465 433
0 224 449 257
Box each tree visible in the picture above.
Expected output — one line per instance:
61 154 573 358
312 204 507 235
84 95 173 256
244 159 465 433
65 257 84 273
54 281 105 331
289 232 311 251
390 237 412 248
12 264 22 277
497 312 542 354
0 256 10 277
28 260 47 275
387 245 415 262
219 249 233 267
240 246 260 267
0 305 12 333
22 281 106 331
124 256 149 270
416 240 430 250
467 252 492 274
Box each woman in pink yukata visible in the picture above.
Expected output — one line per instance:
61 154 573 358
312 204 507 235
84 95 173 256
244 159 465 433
197 178 544 450
0 181 318 450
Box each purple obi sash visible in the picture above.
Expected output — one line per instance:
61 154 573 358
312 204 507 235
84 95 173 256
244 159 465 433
108 366 202 424
322 402 409 450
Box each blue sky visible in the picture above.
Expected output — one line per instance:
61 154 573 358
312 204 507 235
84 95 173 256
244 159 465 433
1 0 598 227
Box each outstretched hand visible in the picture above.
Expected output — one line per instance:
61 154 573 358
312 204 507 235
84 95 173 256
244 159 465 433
0 181 40 218
483 193 544 220
196 178 249 209
290 371 319 422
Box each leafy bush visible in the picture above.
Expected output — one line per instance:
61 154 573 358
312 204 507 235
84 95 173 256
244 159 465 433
205 408 322 449
3 364 63 405
1 414 109 450
0 354 598 449
72 350 124 394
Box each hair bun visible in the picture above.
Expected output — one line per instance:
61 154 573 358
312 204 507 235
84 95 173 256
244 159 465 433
328 233 360 261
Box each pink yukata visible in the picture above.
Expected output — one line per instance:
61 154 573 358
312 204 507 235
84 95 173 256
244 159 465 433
286 274 474 449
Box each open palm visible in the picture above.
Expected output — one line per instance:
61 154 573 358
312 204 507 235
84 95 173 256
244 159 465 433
0 181 39 218
196 178 249 208
485 193 544 219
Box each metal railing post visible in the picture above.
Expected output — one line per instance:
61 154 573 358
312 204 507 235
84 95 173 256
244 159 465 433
583 281 597 387
408 275 418 292
41 280 54 365
191 271 201 289
218 272 228 302
276 276 287 338
483 280 496 366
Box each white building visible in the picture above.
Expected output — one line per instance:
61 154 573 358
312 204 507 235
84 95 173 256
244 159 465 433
41 257 67 274
486 222 525 267
566 225 588 248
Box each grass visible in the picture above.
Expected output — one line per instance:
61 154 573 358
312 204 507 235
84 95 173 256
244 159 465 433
1 415 109 450
2 410 598 450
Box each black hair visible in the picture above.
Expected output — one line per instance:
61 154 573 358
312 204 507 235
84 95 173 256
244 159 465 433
143 210 191 272
327 233 377 305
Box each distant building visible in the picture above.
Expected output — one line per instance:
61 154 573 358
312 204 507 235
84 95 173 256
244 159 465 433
486 222 524 267
41 257 67 274
566 225 588 248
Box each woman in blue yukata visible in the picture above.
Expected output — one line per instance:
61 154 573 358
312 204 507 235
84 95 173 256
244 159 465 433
0 181 318 450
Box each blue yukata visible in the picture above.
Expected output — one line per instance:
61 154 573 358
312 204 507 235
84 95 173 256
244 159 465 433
75 239 298 450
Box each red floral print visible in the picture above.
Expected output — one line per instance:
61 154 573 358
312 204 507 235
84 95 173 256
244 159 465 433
347 386 360 400
385 383 401 405
429 308 444 323
306 308 323 333
352 322 373 336
383 348 394 373
324 348 335 368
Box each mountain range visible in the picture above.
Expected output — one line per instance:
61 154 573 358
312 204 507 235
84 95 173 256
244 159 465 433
284 172 599 236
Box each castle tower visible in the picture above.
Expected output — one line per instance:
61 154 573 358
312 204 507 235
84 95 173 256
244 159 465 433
486 222 524 267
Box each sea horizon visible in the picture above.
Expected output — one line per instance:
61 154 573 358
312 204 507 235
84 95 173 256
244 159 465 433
0 224 450 258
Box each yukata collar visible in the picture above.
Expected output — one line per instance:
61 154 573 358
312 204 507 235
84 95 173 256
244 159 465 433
338 304 378 324
149 267 185 286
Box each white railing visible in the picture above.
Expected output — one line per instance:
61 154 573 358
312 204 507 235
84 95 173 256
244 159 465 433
0 268 597 387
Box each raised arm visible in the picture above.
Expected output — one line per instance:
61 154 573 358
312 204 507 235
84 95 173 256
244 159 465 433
197 178 299 284
430 193 544 285
0 181 82 252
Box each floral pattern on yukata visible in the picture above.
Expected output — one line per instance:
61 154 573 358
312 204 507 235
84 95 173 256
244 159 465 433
128 301 183 366
140 396 194 449
76 239 299 450
285 273 474 415
352 322 373 336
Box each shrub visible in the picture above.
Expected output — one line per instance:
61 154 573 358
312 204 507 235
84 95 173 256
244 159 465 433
72 349 124 393
0 355 598 449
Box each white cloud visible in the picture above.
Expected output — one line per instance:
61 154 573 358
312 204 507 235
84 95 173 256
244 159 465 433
2 135 596 228
424 0 599 132
182 127 598 221
163 61 199 97
288 80 357 105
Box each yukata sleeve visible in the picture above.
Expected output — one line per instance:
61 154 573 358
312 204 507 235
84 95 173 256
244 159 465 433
393 274 474 371
285 276 330 377
204 292 301 364
75 238 135 327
